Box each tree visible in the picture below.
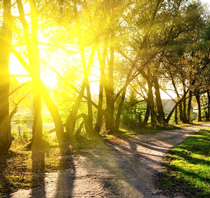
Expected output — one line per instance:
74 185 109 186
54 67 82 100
0 0 13 154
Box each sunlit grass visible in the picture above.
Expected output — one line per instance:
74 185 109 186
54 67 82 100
119 124 182 136
0 132 66 197
0 146 66 196
157 129 210 197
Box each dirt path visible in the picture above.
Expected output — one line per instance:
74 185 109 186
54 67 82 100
11 124 210 198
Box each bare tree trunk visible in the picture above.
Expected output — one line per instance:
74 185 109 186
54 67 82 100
11 46 68 152
179 102 183 122
195 90 202 121
175 105 178 124
105 47 114 134
143 105 150 127
40 82 67 150
182 84 187 123
154 76 166 126
142 80 153 127
30 0 42 148
207 91 210 121
0 0 13 155
114 88 126 133
86 78 94 135
94 46 107 133
65 48 95 138
187 90 192 123
114 66 134 133
17 0 43 149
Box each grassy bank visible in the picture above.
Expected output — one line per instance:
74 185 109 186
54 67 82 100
157 128 210 197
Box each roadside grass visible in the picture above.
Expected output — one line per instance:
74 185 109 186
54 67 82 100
119 124 182 136
0 139 68 197
156 128 210 197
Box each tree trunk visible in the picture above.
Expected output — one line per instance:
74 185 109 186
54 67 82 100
143 105 150 127
86 78 94 135
142 79 153 127
195 90 202 121
179 102 183 122
186 90 192 123
182 88 187 123
105 47 114 134
12 48 68 153
65 80 86 138
40 82 67 149
0 0 13 155
30 0 43 148
114 88 126 133
94 46 107 133
165 90 189 123
175 105 178 124
114 67 134 133
65 48 95 138
17 0 43 149
153 76 166 126
207 91 210 121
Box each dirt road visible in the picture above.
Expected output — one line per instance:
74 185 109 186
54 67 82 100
11 124 210 198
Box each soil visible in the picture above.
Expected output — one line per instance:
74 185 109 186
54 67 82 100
11 124 210 198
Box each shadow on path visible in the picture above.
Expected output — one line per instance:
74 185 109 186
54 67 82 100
0 154 13 197
56 154 75 197
32 150 46 198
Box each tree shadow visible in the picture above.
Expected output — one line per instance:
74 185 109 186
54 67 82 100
72 135 166 197
30 145 75 198
0 154 13 197
55 154 75 197
31 149 46 198
155 128 210 197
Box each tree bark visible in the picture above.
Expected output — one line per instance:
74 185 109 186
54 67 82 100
195 90 202 121
175 105 178 124
17 0 43 149
65 48 95 138
0 0 13 155
153 76 166 126
30 0 43 148
187 90 192 123
179 102 183 122
207 91 210 121
114 66 134 133
182 84 188 123
12 48 68 152
86 78 94 135
142 79 153 127
94 46 107 133
105 47 114 134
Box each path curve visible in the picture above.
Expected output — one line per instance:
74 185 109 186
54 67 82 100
11 124 210 198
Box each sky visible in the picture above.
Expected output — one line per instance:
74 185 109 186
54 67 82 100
201 0 210 8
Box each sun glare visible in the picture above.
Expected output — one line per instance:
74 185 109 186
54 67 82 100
41 72 57 88
9 54 29 76
10 53 57 88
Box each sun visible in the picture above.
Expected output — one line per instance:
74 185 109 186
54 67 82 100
9 53 57 88
41 72 57 88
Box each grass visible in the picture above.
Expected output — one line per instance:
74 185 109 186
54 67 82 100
119 124 182 136
157 128 210 197
0 140 70 197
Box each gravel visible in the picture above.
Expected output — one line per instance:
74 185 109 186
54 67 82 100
11 124 210 198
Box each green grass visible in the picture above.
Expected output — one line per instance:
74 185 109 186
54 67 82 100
157 128 210 197
0 143 69 197
119 124 182 136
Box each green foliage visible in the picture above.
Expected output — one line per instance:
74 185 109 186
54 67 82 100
121 99 146 128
